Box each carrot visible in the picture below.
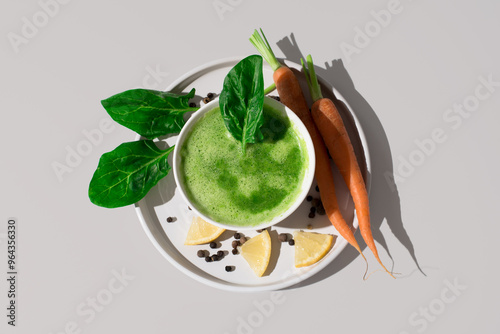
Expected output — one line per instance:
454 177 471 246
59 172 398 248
250 29 369 271
301 54 395 278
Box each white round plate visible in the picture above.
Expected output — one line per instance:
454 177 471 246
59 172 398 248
134 57 371 292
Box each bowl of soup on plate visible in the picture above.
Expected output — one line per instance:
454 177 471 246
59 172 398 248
173 96 315 231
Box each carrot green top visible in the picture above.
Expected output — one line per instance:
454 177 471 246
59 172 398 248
249 29 282 72
301 54 323 102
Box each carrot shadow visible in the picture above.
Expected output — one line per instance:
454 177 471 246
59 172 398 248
275 33 425 288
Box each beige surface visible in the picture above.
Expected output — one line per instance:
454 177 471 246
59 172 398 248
1 1 499 333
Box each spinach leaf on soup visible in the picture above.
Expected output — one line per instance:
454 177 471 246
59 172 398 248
101 88 198 139
220 55 264 153
89 140 174 208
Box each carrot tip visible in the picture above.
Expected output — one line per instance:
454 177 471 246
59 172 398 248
375 257 397 279
363 263 396 280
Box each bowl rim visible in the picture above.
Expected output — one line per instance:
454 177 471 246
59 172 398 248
172 95 316 231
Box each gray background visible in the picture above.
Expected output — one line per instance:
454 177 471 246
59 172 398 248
2 0 499 333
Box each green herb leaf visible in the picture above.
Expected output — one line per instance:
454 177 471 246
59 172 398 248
101 88 197 139
89 140 174 208
220 55 264 153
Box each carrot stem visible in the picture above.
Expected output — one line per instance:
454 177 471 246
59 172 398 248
301 55 323 101
264 82 276 95
249 29 282 72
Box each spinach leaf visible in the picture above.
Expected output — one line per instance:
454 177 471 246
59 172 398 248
101 88 197 139
89 140 174 208
220 55 264 153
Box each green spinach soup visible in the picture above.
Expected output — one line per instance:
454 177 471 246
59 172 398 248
180 105 307 227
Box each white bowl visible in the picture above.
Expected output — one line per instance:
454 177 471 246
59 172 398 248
173 96 316 231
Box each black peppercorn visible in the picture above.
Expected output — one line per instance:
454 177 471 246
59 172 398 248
311 198 321 208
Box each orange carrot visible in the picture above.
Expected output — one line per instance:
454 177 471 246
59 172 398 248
302 54 395 278
250 29 368 270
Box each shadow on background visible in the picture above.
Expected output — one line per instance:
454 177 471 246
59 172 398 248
275 33 425 288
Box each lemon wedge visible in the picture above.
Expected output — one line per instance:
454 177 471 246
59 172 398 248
294 231 334 268
184 216 226 245
240 230 271 277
